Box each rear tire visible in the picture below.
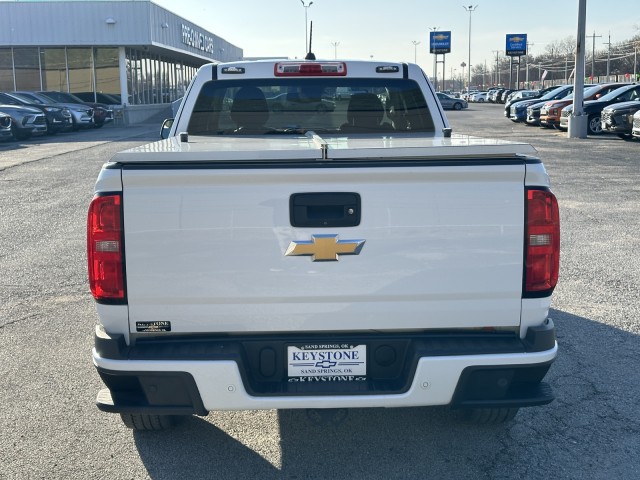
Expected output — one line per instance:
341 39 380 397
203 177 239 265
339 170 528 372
120 413 184 431
456 407 520 425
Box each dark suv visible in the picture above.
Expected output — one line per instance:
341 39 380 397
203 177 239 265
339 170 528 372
0 92 72 134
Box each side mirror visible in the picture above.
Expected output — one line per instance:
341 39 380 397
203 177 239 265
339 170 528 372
160 118 174 139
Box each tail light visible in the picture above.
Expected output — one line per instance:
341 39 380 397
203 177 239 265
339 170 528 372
87 194 126 302
524 189 560 296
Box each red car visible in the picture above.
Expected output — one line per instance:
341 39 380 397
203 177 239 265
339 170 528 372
540 83 629 129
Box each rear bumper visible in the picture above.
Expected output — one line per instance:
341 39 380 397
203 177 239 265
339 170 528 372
93 320 557 413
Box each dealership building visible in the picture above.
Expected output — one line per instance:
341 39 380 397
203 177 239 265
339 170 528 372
0 0 243 123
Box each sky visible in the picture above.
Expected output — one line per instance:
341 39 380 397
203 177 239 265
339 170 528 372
154 0 639 72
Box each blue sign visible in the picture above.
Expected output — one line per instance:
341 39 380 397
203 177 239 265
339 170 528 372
430 31 451 54
506 34 527 57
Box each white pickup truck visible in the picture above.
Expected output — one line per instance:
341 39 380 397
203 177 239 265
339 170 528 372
88 59 559 431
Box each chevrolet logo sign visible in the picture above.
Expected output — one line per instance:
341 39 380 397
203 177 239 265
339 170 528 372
285 235 365 262
434 34 449 41
509 36 525 43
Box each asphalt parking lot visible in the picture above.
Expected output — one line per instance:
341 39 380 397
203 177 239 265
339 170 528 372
0 106 638 480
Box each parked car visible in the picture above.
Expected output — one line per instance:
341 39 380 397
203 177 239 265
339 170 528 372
509 90 539 102
560 83 640 134
0 104 48 140
0 111 12 142
334 87 369 101
632 109 640 139
436 92 468 110
0 91 72 134
525 100 551 126
509 85 578 122
38 91 113 128
469 91 489 102
485 88 500 102
503 85 559 118
540 83 629 129
267 92 336 113
601 100 640 140
489 89 505 102
14 91 93 130
74 92 121 105
499 89 514 103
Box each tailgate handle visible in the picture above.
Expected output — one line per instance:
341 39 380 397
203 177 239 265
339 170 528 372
290 192 361 228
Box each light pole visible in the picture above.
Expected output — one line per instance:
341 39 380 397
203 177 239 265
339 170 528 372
492 50 502 86
301 1 313 53
412 40 421 64
429 27 439 89
331 41 340 59
463 5 478 91
460 62 466 92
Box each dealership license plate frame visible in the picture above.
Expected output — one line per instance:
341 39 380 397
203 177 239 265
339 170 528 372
287 344 367 380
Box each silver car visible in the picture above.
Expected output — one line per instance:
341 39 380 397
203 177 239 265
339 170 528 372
436 92 468 110
0 111 12 141
14 91 94 130
0 104 47 140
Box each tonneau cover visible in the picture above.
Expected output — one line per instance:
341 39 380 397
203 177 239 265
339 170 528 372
111 133 537 163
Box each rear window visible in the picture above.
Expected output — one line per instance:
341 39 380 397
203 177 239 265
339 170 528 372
187 78 434 135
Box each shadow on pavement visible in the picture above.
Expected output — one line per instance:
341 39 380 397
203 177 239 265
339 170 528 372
133 308 640 479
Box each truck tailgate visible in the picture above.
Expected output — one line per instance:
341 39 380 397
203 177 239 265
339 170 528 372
121 160 526 334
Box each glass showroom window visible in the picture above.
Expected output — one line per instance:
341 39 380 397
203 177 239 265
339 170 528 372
67 48 93 93
94 48 120 98
40 48 68 92
0 49 14 91
13 48 40 91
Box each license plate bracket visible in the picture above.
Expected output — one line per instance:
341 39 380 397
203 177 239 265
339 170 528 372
287 343 366 380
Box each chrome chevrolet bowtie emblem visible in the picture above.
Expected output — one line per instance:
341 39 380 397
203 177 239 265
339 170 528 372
285 234 365 262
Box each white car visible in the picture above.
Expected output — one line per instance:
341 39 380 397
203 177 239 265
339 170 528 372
470 91 489 103
632 109 640 139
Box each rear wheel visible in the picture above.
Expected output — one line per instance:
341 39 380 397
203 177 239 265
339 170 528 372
120 413 185 431
456 407 520 425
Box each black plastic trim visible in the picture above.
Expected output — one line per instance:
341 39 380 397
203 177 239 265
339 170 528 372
95 324 556 399
290 192 361 227
116 156 540 171
522 318 556 352
450 361 555 409
96 370 207 416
